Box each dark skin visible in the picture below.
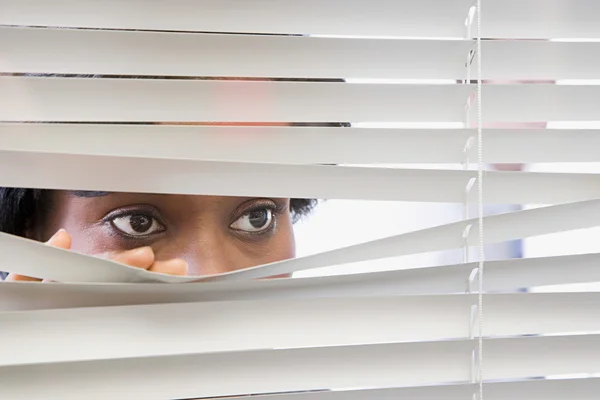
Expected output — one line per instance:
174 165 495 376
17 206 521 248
7 192 295 280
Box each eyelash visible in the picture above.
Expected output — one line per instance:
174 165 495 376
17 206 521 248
102 206 167 240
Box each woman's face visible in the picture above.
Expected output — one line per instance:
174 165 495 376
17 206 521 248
41 191 295 276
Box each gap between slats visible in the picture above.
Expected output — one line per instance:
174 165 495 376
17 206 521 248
1 199 599 283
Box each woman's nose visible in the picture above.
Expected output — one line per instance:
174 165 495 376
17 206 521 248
186 248 230 276
182 234 245 276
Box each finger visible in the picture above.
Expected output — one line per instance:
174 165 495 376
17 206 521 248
101 246 155 270
262 273 291 280
47 228 71 250
5 229 72 282
42 229 72 282
4 274 42 282
149 258 188 276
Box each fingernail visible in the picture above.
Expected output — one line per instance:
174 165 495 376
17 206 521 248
49 228 66 240
131 246 152 256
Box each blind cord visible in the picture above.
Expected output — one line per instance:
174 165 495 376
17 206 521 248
476 0 484 399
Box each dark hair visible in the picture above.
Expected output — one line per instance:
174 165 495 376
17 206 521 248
0 188 47 237
0 188 316 238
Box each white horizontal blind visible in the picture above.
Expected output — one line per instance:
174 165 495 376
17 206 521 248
2 0 600 38
1 1 600 400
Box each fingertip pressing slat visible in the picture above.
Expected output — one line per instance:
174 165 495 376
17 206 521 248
0 232 183 283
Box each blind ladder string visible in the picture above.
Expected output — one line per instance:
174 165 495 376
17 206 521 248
476 0 485 399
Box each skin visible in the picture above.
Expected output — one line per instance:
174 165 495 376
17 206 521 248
6 191 295 281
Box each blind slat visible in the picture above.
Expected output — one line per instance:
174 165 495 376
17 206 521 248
2 151 599 203
2 378 599 400
2 200 599 283
0 76 472 122
4 77 600 122
3 124 600 164
2 0 599 39
208 378 600 400
4 252 599 311
1 335 599 399
0 27 471 80
5 27 600 80
3 293 599 366
0 0 476 38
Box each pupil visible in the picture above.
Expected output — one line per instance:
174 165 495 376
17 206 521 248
130 215 151 233
248 210 268 228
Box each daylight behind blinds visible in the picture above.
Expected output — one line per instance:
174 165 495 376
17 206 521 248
1 0 600 399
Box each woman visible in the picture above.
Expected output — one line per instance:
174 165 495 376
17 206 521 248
0 188 315 280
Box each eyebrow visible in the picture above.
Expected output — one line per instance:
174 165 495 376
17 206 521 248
71 191 111 198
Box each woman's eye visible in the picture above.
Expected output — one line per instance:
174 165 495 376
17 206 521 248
230 208 274 233
110 214 165 237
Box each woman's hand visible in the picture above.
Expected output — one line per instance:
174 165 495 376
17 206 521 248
4 229 188 282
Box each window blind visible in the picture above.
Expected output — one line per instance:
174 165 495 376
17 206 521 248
1 1 600 399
